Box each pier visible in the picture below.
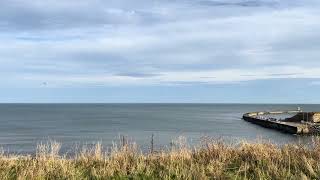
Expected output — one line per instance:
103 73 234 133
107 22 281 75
243 110 320 134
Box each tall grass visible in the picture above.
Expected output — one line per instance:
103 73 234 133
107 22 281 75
1 137 320 179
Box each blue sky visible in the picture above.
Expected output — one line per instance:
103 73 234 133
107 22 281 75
1 0 320 103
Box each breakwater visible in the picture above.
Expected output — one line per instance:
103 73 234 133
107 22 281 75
243 110 320 134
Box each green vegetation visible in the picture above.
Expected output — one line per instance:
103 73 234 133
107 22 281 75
0 138 320 179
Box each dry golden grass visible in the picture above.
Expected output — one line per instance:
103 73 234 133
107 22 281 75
1 137 320 179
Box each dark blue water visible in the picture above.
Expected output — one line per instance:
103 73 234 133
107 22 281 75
0 104 318 154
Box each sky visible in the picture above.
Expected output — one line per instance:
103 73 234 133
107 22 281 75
0 0 320 103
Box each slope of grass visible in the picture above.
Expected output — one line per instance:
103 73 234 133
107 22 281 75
0 138 320 179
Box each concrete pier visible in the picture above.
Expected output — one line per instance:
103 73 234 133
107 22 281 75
243 111 320 134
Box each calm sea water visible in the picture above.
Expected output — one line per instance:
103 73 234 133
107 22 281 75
0 103 319 154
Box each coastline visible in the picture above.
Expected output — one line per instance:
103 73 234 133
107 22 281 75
0 139 319 179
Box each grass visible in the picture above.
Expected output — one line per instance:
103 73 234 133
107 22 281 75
1 137 320 179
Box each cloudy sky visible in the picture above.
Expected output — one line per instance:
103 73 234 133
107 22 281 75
1 0 320 103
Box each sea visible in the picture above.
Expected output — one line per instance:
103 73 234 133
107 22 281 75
0 103 319 154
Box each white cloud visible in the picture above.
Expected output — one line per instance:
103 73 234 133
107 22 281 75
0 0 320 88
13 65 320 88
